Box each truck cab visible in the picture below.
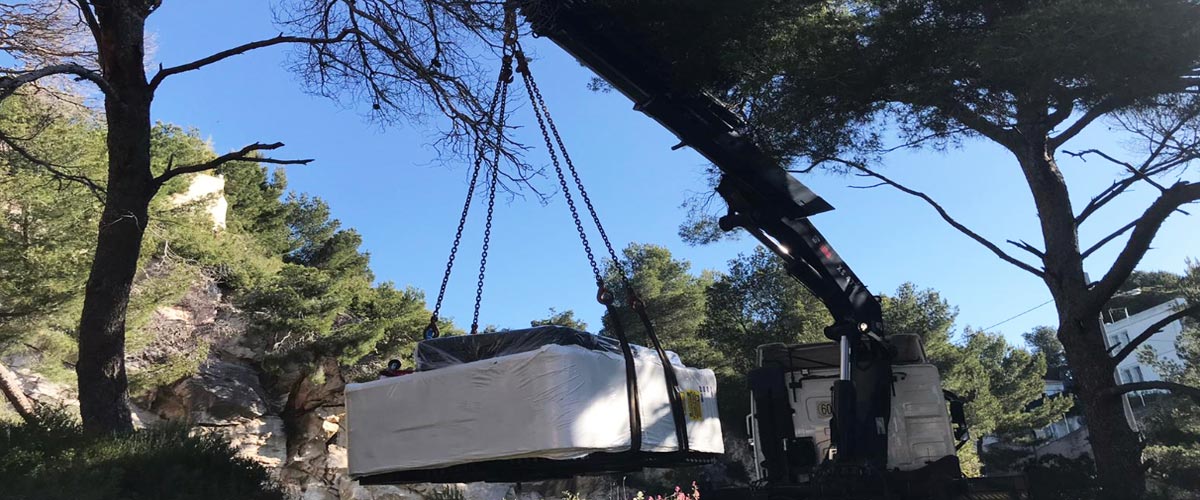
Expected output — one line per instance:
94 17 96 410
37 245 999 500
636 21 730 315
748 334 966 491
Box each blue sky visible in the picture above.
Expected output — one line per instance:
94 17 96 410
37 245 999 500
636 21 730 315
145 1 1196 346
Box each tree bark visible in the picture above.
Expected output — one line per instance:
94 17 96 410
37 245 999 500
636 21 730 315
75 1 154 435
1057 316 1146 499
0 359 36 423
1009 120 1146 498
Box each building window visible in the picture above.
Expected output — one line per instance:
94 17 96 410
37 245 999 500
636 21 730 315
1108 330 1129 349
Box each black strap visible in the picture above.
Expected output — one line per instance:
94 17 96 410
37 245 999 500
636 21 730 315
600 286 643 452
632 299 691 452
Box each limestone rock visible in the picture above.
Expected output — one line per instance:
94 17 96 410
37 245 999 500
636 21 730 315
153 357 269 424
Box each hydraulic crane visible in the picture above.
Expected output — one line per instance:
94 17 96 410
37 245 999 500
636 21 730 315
514 2 1022 498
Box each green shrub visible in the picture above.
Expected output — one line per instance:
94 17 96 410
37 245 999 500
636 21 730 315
0 408 284 500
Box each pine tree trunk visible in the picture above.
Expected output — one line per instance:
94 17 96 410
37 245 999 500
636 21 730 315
1058 319 1146 499
0 359 36 423
1011 128 1146 497
76 2 154 435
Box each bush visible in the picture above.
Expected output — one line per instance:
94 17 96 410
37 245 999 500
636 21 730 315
0 409 284 500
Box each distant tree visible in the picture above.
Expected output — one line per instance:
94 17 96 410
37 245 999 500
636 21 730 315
602 1 1200 493
699 247 829 375
880 283 957 371
1106 270 1188 319
601 244 713 360
1024 326 1069 381
531 308 588 331
1138 260 1200 491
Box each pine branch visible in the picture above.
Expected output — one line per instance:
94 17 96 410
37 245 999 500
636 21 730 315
1101 381 1200 405
833 158 1045 278
1090 182 1200 310
0 127 106 202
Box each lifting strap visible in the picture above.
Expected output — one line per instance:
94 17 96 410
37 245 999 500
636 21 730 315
514 45 691 454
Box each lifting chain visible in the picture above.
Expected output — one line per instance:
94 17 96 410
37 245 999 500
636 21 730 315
471 66 511 335
425 10 517 339
514 42 690 452
513 46 634 302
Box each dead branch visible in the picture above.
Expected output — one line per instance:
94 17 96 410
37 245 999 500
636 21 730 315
1090 181 1200 310
0 360 36 424
0 63 109 101
1112 302 1200 365
155 142 312 185
148 30 356 90
831 158 1045 277
1081 219 1138 260
1065 148 1170 192
1007 239 1045 259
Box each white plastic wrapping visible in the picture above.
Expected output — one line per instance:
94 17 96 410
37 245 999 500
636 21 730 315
346 343 722 478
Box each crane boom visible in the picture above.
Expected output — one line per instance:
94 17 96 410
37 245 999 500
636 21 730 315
518 2 884 336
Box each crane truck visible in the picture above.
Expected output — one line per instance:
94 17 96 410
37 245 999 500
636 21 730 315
514 1 1026 498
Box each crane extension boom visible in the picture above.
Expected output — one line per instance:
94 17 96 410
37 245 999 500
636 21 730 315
518 3 883 336
517 0 896 472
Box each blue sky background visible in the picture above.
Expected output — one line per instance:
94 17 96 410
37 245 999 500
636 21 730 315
144 1 1196 346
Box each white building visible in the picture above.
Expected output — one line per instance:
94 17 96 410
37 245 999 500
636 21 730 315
1102 298 1186 386
1101 297 1188 430
1036 379 1084 442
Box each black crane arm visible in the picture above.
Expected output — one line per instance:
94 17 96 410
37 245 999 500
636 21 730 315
518 1 884 336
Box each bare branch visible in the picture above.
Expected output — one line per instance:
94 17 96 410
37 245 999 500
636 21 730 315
0 125 105 202
832 158 1045 277
1112 302 1200 365
848 181 887 190
73 0 101 45
1064 149 1170 192
155 142 312 185
1081 219 1138 260
0 63 110 101
1090 182 1200 309
1075 176 1139 225
1007 239 1045 259
148 30 356 90
1101 381 1200 405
